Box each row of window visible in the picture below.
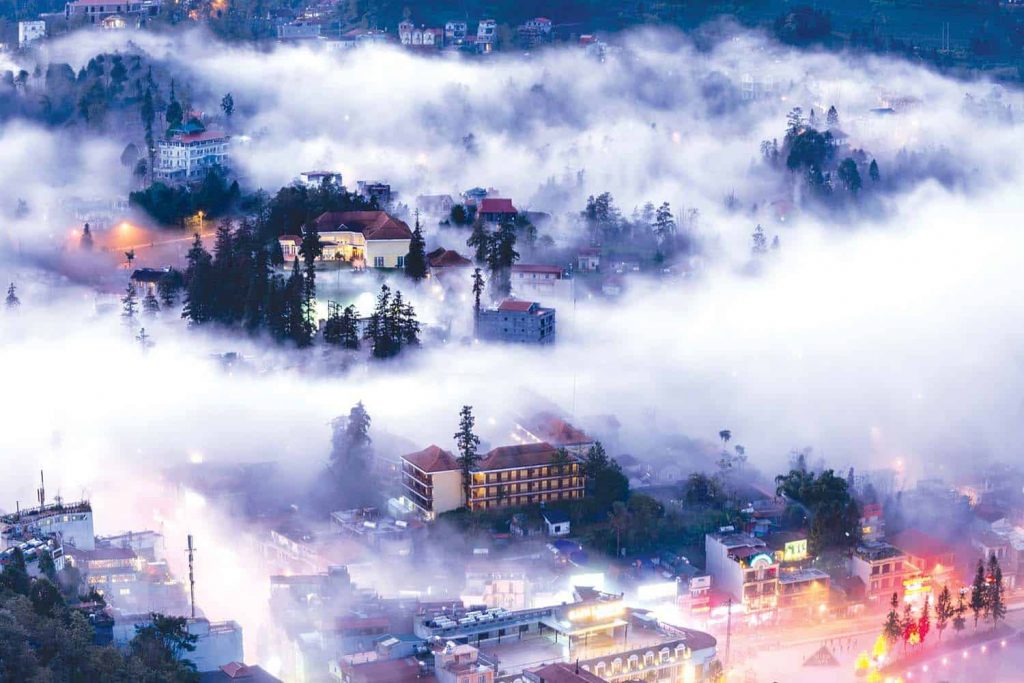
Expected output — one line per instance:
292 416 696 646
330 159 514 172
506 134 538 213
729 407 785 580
471 478 580 498
870 561 903 576
472 465 577 483
472 489 581 509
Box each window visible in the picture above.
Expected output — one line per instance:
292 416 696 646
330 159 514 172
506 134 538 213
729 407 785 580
373 256 385 268
397 256 405 268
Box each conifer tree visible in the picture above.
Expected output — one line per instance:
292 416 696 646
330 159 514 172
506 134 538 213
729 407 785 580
989 554 1006 628
143 289 160 315
488 218 519 299
121 282 139 322
970 559 986 628
80 223 94 250
339 304 360 349
5 283 19 308
454 405 481 506
467 219 490 265
472 268 485 319
936 585 952 640
182 234 213 325
298 222 322 344
404 211 428 281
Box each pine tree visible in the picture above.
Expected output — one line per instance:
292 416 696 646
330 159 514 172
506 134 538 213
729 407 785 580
467 219 490 265
653 202 676 243
5 283 19 308
367 284 395 358
220 92 234 118
121 282 138 322
80 223 94 250
340 304 360 349
752 225 768 255
970 559 986 628
157 269 184 309
869 159 880 183
404 212 428 281
989 554 1006 628
454 405 481 506
488 218 519 299
165 80 183 130
182 233 213 325
936 585 952 640
472 268 485 320
298 222 322 345
882 592 901 649
838 158 862 193
953 590 967 636
284 259 307 346
900 603 916 652
918 596 931 645
142 289 160 316
826 105 839 128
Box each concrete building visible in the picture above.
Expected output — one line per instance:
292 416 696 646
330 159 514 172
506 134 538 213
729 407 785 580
64 0 161 24
199 662 283 682
400 445 464 521
704 529 778 617
417 194 456 217
296 211 413 269
399 442 583 519
859 503 885 543
112 614 243 672
330 508 414 557
444 21 468 45
477 299 556 345
848 542 908 605
18 21 45 47
356 181 392 208
511 265 566 297
155 130 230 183
476 19 496 52
299 170 342 188
515 412 594 456
278 21 322 40
434 641 494 683
1 500 94 550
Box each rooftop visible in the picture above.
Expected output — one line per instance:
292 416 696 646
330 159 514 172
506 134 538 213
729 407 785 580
513 264 563 276
427 248 472 269
314 211 412 241
498 299 539 313
479 197 517 214
478 442 565 471
778 567 830 584
521 412 592 448
402 445 459 473
171 130 229 144
1 500 92 526
528 663 604 683
854 542 905 562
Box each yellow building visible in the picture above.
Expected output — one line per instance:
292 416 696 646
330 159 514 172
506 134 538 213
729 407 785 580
400 445 464 521
280 211 413 269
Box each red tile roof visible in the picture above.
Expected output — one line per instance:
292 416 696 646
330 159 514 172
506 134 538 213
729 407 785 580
313 211 413 241
427 248 472 268
497 299 537 313
478 442 563 470
529 663 604 683
340 657 431 683
524 412 592 447
479 198 517 214
174 130 229 144
279 235 301 244
402 445 459 473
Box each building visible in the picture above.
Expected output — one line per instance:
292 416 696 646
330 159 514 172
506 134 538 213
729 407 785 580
516 18 553 48
570 626 719 683
278 21 322 40
398 21 442 47
356 181 392 208
130 267 170 296
476 299 556 345
427 248 473 279
0 535 65 575
511 265 568 298
65 0 161 24
97 529 166 563
776 568 830 619
400 442 584 519
478 198 517 224
524 663 603 683
112 615 243 672
888 529 958 597
859 503 885 543
476 19 496 52
444 21 468 45
1 500 94 550
515 412 595 456
462 563 531 611
299 170 342 188
336 655 432 683
302 211 413 269
199 662 283 683
434 641 494 683
155 130 230 183
848 542 909 605
330 508 414 557
417 194 456 217
576 248 600 273
542 510 571 537
704 529 778 618
400 445 464 521
18 20 45 47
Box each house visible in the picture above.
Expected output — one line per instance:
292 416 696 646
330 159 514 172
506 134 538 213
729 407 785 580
433 641 494 683
576 247 600 273
427 248 473 279
299 170 342 188
398 21 442 47
18 21 45 47
155 130 230 183
399 445 464 521
130 267 170 295
704 529 778 615
478 198 517 224
848 542 909 604
300 211 413 269
516 17 552 48
859 503 885 543
542 509 570 537
511 265 565 297
460 187 495 206
278 235 300 261
476 299 556 345
888 529 959 590
198 662 283 683
277 20 321 40
416 194 455 217
515 412 594 455
65 0 161 25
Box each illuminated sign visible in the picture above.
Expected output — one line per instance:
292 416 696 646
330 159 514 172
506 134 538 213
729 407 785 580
750 553 774 569
567 601 625 623
783 539 808 563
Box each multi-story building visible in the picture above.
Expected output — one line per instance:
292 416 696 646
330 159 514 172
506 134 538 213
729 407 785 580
444 20 468 45
1 500 94 550
478 198 517 224
400 442 584 520
155 129 230 183
18 20 45 47
476 19 496 52
400 445 464 521
848 542 908 605
356 181 392 208
476 299 556 345
704 530 778 617
511 265 568 298
277 20 321 40
572 627 719 683
859 503 885 542
434 642 495 683
64 0 161 25
515 412 595 456
776 568 830 619
398 21 442 47
299 170 342 188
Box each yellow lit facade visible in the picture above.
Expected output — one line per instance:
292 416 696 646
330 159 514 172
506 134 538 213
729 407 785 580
468 461 583 511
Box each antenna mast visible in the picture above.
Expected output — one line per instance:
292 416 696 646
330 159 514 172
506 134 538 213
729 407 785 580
37 470 45 507
186 534 197 619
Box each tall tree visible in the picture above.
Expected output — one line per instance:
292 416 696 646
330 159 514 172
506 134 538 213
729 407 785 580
838 158 862 193
298 221 322 345
653 202 676 243
339 304 360 349
826 105 839 128
121 282 139 322
454 405 481 507
969 559 986 628
182 233 213 325
918 596 931 645
882 593 902 649
142 289 160 316
751 225 768 255
869 159 880 183
471 268 485 320
328 402 376 506
989 554 1006 628
467 219 490 265
935 585 952 640
5 283 19 308
901 603 917 652
165 80 183 130
80 223 94 250
404 212 428 281
487 218 519 299
952 590 967 636
220 92 234 118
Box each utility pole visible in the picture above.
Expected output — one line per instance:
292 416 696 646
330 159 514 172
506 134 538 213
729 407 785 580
37 470 45 507
186 534 197 619
725 597 733 669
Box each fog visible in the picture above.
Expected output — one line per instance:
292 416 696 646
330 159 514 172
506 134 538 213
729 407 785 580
3 21 1024 671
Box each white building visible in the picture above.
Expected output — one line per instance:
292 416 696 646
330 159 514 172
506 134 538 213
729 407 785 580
113 615 243 672
298 170 342 188
476 19 496 52
155 130 230 183
444 20 467 45
1 500 95 551
18 21 46 48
